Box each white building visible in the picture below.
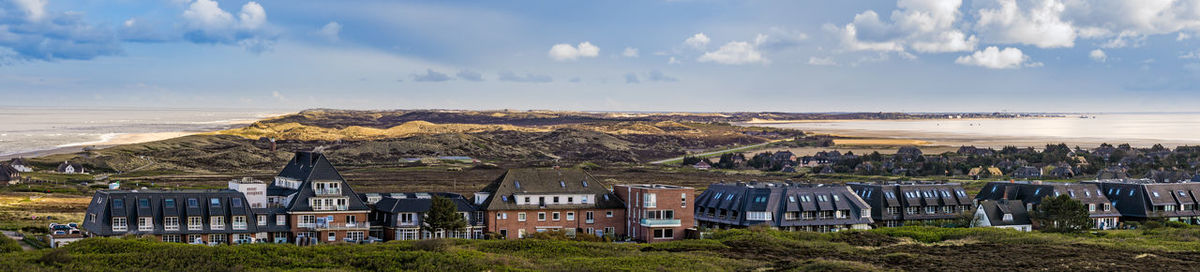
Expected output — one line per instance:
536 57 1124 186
229 177 268 209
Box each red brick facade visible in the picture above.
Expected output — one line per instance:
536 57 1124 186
486 209 625 239
288 211 370 243
614 185 695 243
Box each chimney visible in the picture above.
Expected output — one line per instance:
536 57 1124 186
269 138 276 152
1003 187 1008 200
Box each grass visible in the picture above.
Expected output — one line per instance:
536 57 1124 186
4 226 1200 271
19 172 95 183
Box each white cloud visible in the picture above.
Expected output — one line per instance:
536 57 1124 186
181 0 273 48
12 0 47 21
622 47 639 58
318 21 342 42
1089 49 1107 62
548 41 599 61
668 56 680 64
829 0 976 54
238 2 267 30
808 56 837 66
698 41 768 65
684 33 710 49
974 0 1075 48
955 46 1037 69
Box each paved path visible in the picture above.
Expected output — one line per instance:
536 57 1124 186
1 230 33 251
649 140 780 164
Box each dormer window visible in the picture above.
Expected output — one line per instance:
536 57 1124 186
1002 213 1013 222
210 198 221 207
138 199 150 209
113 199 124 209
164 199 176 208
187 198 198 208
560 181 566 187
514 180 521 189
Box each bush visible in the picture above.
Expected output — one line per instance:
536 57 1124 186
413 239 454 252
0 234 21 253
788 259 881 272
37 248 72 266
641 239 729 252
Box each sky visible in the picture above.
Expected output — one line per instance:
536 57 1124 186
3 0 1200 112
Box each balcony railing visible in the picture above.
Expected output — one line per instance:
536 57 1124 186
314 188 342 195
639 218 681 227
138 224 154 231
300 221 371 230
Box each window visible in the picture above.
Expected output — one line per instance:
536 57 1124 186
566 212 575 221
138 199 150 209
187 198 198 208
568 197 574 203
1153 191 1160 197
606 211 613 217
164 199 176 208
552 212 560 221
1089 204 1096 212
925 206 936 214
554 196 560 203
643 193 657 208
328 232 336 242
232 198 243 208
210 198 221 207
165 217 180 231
210 216 225 230
582 196 589 203
538 212 546 221
209 234 227 244
653 229 674 239
524 197 530 204
586 211 595 222
276 215 286 226
187 234 202 244
400 213 416 225
347 231 364 241
346 215 357 224
257 215 267 226
113 199 124 209
162 235 181 243
539 197 545 205
112 217 127 232
518 229 527 238
232 216 247 230
582 180 589 187
518 212 527 222
188 216 202 230
603 227 615 236
681 193 687 208
138 217 154 231
746 211 772 221
789 196 796 203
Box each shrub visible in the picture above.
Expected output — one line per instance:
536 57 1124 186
413 239 454 252
787 259 881 272
829 231 898 247
0 234 21 253
641 239 729 252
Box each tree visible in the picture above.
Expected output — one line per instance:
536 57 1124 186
1030 195 1091 233
424 195 468 237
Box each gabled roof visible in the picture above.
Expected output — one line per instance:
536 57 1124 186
478 168 625 210
81 189 264 236
278 152 370 212
372 193 478 213
979 199 1031 226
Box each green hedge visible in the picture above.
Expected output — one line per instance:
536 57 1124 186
0 234 21 253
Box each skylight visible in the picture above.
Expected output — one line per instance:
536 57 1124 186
560 181 566 187
164 199 175 208
113 199 124 208
582 180 589 187
187 198 198 208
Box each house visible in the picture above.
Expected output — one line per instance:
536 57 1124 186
895 146 923 162
8 158 33 172
1011 166 1042 179
695 182 872 232
1147 170 1193 183
367 192 485 240
475 168 627 239
1097 166 1129 179
0 164 19 185
968 167 1003 179
975 181 1120 229
614 184 695 243
1083 179 1200 224
848 182 972 228
1047 164 1076 178
268 152 372 245
972 200 1032 232
692 161 712 170
57 161 86 174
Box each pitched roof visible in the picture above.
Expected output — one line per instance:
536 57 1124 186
81 189 266 236
979 199 1031 226
277 152 370 212
372 193 478 213
478 168 625 210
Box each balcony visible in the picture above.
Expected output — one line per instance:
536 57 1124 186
639 218 681 227
300 221 371 230
314 188 342 196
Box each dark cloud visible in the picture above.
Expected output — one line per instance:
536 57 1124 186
0 3 122 61
498 71 552 83
413 69 452 82
456 70 484 81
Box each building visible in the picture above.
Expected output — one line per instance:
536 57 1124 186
1011 166 1043 179
0 163 19 185
47 234 86 248
692 161 711 170
228 178 267 208
1084 179 1200 224
81 189 266 245
476 168 627 239
614 184 695 243
8 158 33 172
848 182 972 228
975 181 1120 229
695 182 872 232
972 199 1032 231
268 152 372 245
366 192 485 240
57 161 86 174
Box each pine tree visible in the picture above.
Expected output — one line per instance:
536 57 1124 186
1031 195 1091 233
423 195 468 237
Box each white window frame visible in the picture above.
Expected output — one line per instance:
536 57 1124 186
112 217 128 232
188 216 202 230
164 217 180 231
210 216 225 230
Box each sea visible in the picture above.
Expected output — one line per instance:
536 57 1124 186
753 113 1200 148
0 107 289 157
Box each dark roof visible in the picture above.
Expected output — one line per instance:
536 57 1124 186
478 168 625 210
978 199 1031 226
1084 179 1200 219
56 161 84 173
975 181 1119 218
0 164 17 182
372 193 478 213
277 152 370 212
81 190 269 236
848 182 971 221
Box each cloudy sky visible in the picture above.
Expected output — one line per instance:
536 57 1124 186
3 0 1200 112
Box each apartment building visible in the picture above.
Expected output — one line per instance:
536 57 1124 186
614 184 695 243
848 182 973 227
364 192 486 240
976 180 1121 229
695 182 873 232
476 168 626 239
1084 179 1200 224
81 189 267 245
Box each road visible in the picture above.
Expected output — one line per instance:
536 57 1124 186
1 230 33 251
649 140 780 165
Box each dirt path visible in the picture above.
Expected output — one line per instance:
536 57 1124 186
2 230 33 251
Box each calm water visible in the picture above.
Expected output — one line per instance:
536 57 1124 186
0 107 287 157
756 113 1200 147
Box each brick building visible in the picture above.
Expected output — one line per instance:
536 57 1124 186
614 184 695 243
475 168 626 239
